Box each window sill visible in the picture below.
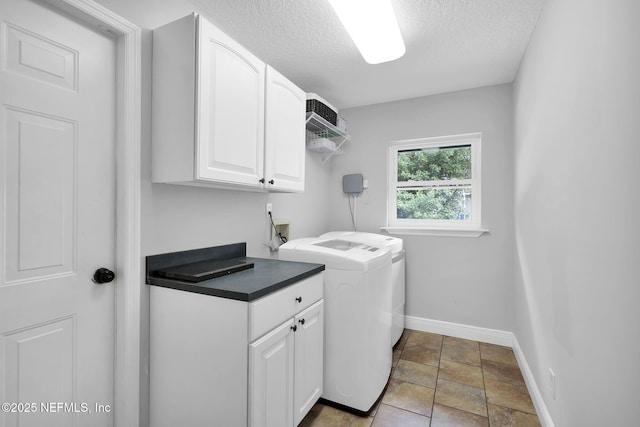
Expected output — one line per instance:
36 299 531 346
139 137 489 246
381 226 489 238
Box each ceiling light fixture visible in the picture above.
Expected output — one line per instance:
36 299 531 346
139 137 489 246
328 0 406 65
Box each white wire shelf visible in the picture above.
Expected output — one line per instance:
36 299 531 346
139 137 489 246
305 112 351 163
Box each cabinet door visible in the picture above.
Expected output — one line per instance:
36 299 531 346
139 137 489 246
196 17 265 187
293 300 324 425
249 319 295 427
264 66 306 192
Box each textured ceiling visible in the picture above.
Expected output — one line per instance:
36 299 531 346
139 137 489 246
187 0 544 109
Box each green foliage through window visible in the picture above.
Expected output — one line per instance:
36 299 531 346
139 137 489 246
396 145 472 221
397 145 471 182
397 188 471 220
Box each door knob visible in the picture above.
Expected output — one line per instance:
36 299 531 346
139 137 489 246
93 268 115 284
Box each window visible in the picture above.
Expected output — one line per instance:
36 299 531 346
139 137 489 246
386 133 483 235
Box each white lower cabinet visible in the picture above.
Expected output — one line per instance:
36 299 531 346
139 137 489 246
150 273 323 427
249 300 324 427
293 301 324 425
250 319 295 427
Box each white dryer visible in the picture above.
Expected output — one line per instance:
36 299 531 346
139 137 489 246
278 238 392 413
320 231 405 346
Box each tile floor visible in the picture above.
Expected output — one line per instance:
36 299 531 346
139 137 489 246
300 329 541 427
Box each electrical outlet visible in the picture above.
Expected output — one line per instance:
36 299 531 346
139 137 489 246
549 368 556 400
266 203 273 215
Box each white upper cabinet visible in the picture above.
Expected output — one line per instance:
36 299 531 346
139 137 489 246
264 66 306 192
196 18 265 187
152 14 305 192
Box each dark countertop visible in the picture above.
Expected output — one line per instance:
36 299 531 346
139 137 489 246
146 244 324 301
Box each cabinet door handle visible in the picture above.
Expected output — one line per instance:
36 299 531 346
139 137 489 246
259 178 265 184
295 296 302 303
291 324 297 332
268 179 275 185
298 318 305 325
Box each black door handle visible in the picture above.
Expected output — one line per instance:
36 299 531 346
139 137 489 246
93 268 115 284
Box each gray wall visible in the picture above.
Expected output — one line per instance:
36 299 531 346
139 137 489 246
329 85 515 331
513 0 640 425
88 1 640 425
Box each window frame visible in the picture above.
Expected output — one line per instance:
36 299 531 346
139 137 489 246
386 133 483 234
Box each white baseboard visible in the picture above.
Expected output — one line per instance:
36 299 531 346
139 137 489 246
404 315 513 346
511 336 555 427
404 315 554 427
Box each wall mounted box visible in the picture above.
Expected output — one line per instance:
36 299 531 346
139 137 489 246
343 173 364 194
306 93 337 126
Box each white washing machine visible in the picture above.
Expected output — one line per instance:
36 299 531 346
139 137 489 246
320 231 405 346
278 238 392 413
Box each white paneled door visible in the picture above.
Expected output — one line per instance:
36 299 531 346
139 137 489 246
0 0 116 426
